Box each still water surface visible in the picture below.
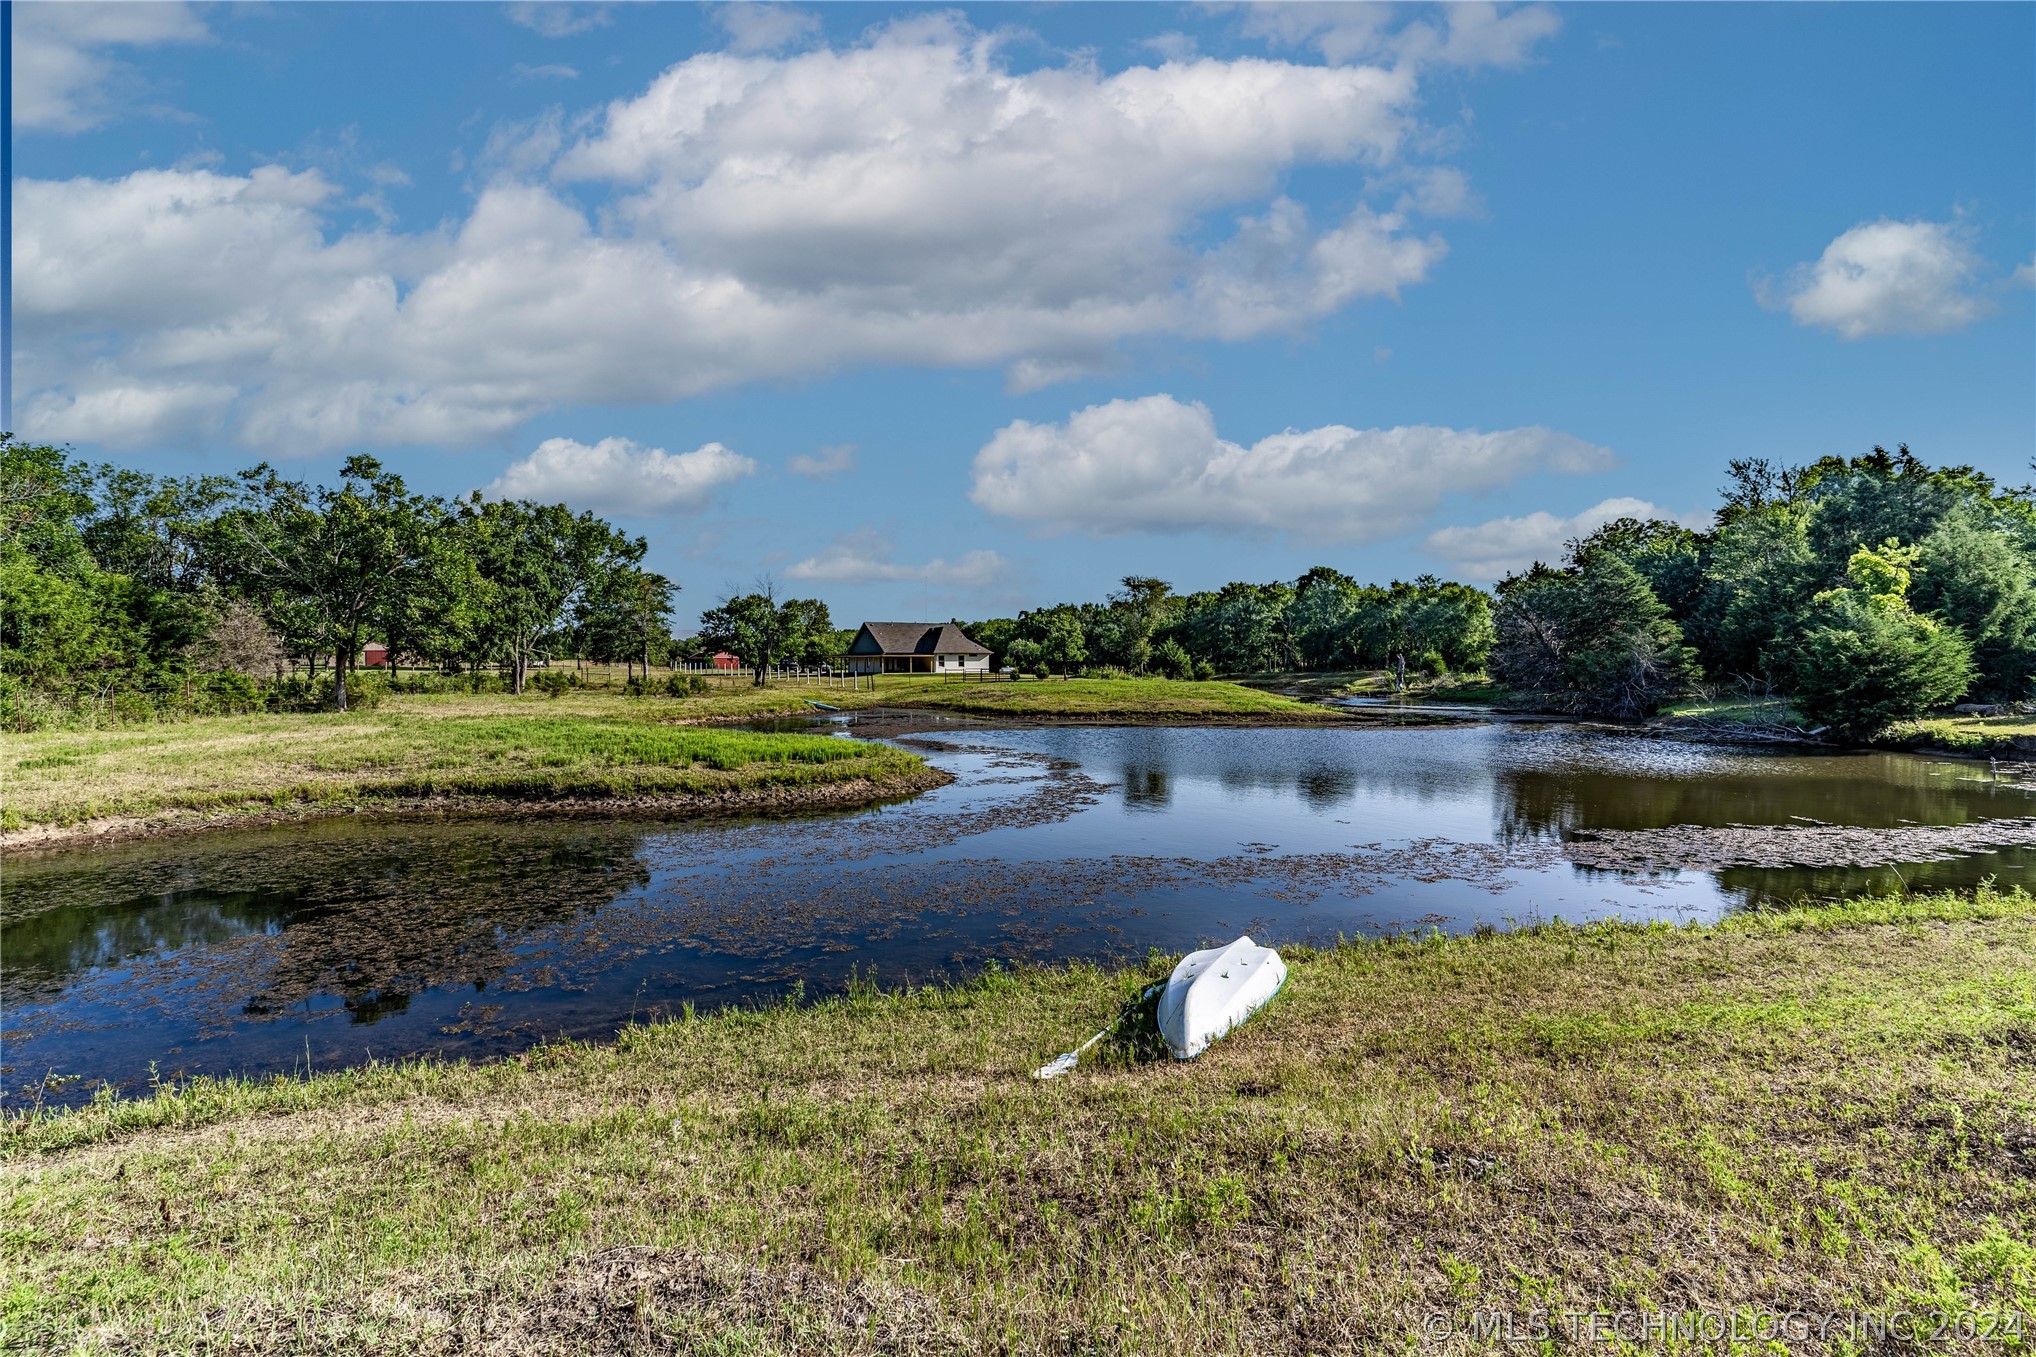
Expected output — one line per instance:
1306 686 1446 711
5 716 2031 1104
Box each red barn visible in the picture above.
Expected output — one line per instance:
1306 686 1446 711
362 643 391 668
711 652 740 670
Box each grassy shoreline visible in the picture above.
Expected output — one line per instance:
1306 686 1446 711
0 680 1354 848
4 887 2031 1354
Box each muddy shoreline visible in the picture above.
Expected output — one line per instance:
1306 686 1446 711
0 767 955 857
1567 816 2036 872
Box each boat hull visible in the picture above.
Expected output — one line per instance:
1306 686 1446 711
1156 936 1286 1060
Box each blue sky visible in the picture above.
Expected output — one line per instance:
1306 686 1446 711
15 1 2034 626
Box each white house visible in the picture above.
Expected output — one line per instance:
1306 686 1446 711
844 622 992 675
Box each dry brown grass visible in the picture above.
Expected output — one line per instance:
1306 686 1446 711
4 890 2033 1354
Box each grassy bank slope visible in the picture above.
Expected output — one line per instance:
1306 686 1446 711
0 692 930 834
1 677 1351 835
5 889 2031 1354
878 674 1357 721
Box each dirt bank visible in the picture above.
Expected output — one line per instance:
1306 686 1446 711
0 767 955 857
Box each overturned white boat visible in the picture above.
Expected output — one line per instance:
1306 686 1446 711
1156 935 1287 1060
1034 935 1287 1078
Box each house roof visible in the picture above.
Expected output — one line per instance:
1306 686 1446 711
854 622 991 655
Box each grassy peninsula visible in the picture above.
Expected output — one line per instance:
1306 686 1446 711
0 691 933 841
0 678 1352 845
874 673 1360 722
5 887 2031 1354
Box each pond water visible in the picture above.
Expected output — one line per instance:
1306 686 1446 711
5 716 2033 1106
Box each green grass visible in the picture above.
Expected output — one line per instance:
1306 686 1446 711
5 886 2031 1354
1887 712 2036 753
0 691 927 831
1661 694 1808 726
876 675 1356 721
1242 670 1517 704
0 678 1352 835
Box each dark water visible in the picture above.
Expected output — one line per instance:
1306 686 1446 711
5 718 2032 1105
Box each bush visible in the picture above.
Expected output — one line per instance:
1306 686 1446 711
1075 664 1130 680
390 670 509 695
625 674 707 698
1418 651 1447 677
1494 556 1701 718
1151 638 1194 680
1030 662 1051 680
1785 543 1976 741
530 670 573 698
268 671 388 712
1193 660 1216 681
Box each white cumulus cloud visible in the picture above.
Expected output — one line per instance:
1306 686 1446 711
969 395 1613 544
711 3 822 53
20 15 1518 453
505 3 610 38
785 530 1008 588
1765 218 1994 339
486 437 756 516
787 444 856 479
1237 2 1560 70
14 1 211 133
1424 497 1712 581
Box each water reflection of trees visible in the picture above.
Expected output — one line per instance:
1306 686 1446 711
1122 763 1172 810
1494 750 2031 843
2 820 651 1024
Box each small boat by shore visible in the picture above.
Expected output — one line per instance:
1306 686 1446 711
804 700 842 711
1157 936 1287 1060
1036 935 1285 1078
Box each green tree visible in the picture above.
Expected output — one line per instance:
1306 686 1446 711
1150 636 1194 679
1109 575 1175 673
699 588 798 684
218 457 446 711
1913 508 2036 700
1787 541 1976 739
463 498 638 694
1039 610 1088 675
581 566 677 678
1494 556 1701 718
777 598 834 665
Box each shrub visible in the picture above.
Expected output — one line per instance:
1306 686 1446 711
268 671 388 712
1785 543 1974 740
1031 662 1051 680
530 670 573 698
1193 660 1216 681
1493 555 1701 718
664 673 709 697
1418 651 1447 677
1151 638 1194 680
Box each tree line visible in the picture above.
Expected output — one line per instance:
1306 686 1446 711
7 435 2028 739
1490 447 2034 734
962 446 2033 738
962 572 1495 681
0 438 854 722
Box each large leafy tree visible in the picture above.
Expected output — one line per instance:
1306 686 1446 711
220 456 445 711
1913 507 2036 701
581 565 678 676
1787 542 1976 739
1494 555 1701 718
463 498 641 693
698 587 801 684
1109 575 1176 673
